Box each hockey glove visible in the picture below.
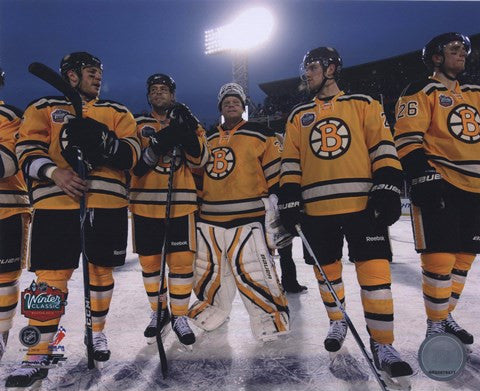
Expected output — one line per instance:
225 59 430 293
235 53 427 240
367 167 402 226
262 194 294 250
410 168 444 210
148 124 179 157
62 117 119 169
400 149 444 211
168 103 201 157
278 183 302 236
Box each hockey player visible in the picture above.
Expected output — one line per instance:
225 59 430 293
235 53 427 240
0 68 31 360
129 73 208 345
6 52 141 388
279 47 412 379
188 83 289 342
394 32 479 346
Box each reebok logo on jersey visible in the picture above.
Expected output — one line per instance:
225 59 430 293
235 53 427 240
113 250 126 256
366 236 385 242
171 241 188 246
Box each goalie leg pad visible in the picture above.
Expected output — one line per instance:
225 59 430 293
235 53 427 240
225 222 290 340
189 223 236 330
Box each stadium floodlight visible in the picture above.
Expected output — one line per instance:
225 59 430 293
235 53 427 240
205 7 275 100
205 7 275 55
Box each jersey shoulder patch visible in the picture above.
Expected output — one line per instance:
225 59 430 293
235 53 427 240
0 103 23 120
460 83 480 93
337 93 373 104
400 78 446 98
95 99 129 113
287 99 316 123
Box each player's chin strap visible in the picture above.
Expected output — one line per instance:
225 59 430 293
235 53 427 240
312 70 335 97
436 58 459 81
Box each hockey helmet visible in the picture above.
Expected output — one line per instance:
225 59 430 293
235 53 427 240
217 83 246 111
146 73 176 94
422 32 471 70
0 67 4 88
301 47 342 80
60 52 103 80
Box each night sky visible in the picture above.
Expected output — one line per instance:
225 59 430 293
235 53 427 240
1 0 479 126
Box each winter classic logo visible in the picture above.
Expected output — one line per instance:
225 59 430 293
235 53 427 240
439 95 453 108
51 109 74 124
310 117 351 159
21 281 67 322
447 104 480 143
301 112 315 126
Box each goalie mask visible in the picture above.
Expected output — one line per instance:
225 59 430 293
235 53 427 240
60 52 103 80
422 32 471 72
217 83 246 111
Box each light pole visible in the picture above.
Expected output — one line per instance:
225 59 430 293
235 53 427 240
204 7 275 115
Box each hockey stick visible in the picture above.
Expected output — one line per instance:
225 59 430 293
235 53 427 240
156 146 179 379
28 62 95 369
296 225 388 391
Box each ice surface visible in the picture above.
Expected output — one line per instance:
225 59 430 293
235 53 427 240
0 216 479 390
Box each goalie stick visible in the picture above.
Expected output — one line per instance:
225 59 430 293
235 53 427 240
28 62 95 370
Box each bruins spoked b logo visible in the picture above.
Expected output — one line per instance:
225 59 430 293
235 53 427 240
310 117 351 159
154 153 182 174
206 147 235 179
447 104 480 143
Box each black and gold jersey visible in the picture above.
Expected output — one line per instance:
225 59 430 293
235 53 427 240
198 120 281 224
0 101 29 218
16 96 140 209
394 77 480 193
281 92 401 216
129 113 209 219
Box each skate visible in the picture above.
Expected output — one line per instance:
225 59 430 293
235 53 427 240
171 315 196 346
281 277 308 294
0 330 9 361
324 319 348 353
144 308 171 345
445 313 474 345
426 318 446 337
370 338 413 389
5 355 49 388
85 331 111 368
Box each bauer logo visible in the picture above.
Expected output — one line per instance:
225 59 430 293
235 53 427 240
301 113 315 126
439 95 453 108
51 109 74 123
21 281 67 322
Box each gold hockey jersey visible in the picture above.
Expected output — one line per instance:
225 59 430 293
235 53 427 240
0 102 29 219
281 92 401 216
16 96 140 209
198 120 281 224
129 113 209 218
394 77 480 193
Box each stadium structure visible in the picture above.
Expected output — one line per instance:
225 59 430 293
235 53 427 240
251 33 480 133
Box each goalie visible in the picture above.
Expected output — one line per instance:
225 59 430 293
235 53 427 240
188 83 290 341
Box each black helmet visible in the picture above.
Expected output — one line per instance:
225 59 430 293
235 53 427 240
302 47 342 79
422 32 471 70
60 52 103 80
0 67 4 87
146 73 176 93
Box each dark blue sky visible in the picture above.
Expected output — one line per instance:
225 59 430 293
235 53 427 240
1 0 480 125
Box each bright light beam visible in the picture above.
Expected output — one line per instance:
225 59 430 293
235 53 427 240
205 7 275 54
